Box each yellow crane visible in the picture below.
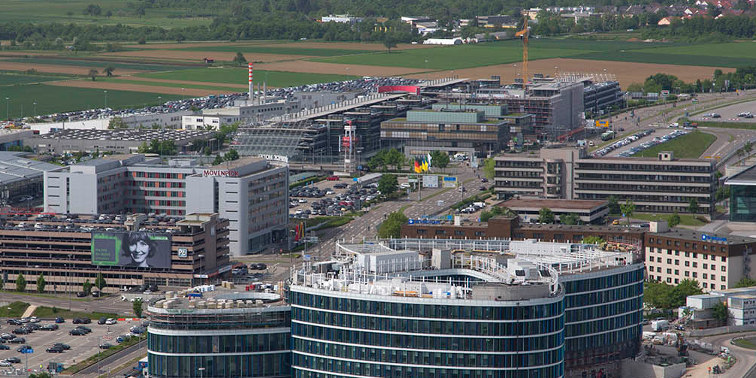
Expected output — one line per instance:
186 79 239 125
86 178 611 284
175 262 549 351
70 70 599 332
515 16 529 87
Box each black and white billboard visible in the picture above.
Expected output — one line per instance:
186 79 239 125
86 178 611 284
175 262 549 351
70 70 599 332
91 231 172 268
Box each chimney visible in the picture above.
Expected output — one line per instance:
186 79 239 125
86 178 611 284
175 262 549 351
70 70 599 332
248 63 254 103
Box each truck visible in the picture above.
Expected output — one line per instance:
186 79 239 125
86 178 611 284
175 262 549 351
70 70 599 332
600 130 615 141
651 320 669 332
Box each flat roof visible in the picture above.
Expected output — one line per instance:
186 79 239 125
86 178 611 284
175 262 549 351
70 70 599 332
500 198 607 211
651 228 756 245
726 164 756 186
0 152 64 186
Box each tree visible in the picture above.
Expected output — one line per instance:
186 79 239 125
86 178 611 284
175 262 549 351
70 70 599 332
483 158 495 180
84 4 102 16
735 277 756 288
0 276 4 291
712 301 728 323
383 35 397 53
689 198 699 214
607 195 620 215
133 298 144 318
224 149 239 161
137 36 146 45
213 154 224 165
36 273 46 293
671 279 703 308
429 151 450 169
644 281 676 309
82 279 92 295
88 69 98 81
668 213 681 228
620 200 635 224
561 213 579 225
15 274 26 292
103 66 115 77
30 373 52 378
378 174 398 196
233 52 247 66
377 211 408 238
480 206 514 222
583 236 605 245
95 272 106 291
176 34 186 44
538 207 555 224
108 117 126 129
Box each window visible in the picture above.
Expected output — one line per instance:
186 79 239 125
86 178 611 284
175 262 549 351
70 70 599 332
675 259 679 265
703 283 708 288
703 263 708 269
667 278 672 283
711 265 716 271
675 251 679 256
685 252 689 257
648 256 654 261
693 253 697 258
721 266 726 272
649 238 654 243
667 259 672 264
693 262 698 268
667 268 672 274
657 257 662 263
711 275 716 280
722 256 727 262
674 269 679 275
703 273 707 279
685 261 690 267
721 285 727 290
703 254 708 260
657 267 661 272
667 250 672 255
684 271 690 277
721 276 726 282
675 278 679 284
693 272 697 278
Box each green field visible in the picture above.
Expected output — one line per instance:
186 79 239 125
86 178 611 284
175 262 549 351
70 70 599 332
3 57 194 72
637 42 756 59
0 73 67 85
635 131 717 159
633 213 708 226
138 68 359 87
102 77 243 92
0 0 213 28
179 45 375 57
312 41 588 69
1 84 186 118
572 50 755 68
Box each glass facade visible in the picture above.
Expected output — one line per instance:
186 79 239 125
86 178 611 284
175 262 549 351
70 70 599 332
289 288 566 378
561 265 645 370
730 184 756 222
147 307 291 378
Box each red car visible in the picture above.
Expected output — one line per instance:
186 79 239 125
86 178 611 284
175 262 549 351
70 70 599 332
326 176 339 181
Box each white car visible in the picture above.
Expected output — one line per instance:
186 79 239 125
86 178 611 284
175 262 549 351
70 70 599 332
105 318 117 325
0 361 11 367
400 183 411 189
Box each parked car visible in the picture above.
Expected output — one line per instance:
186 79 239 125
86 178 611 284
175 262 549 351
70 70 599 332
12 328 29 335
54 317 65 324
46 346 64 353
105 318 117 325
5 357 20 363
69 329 85 336
91 291 101 297
0 361 10 367
8 338 25 344
16 345 32 353
0 345 9 350
40 324 58 331
76 291 87 297
99 343 113 350
98 317 107 325
53 343 70 350
76 326 92 334
73 318 91 324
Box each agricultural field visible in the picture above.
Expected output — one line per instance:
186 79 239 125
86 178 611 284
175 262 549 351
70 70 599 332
635 131 717 159
0 72 68 85
178 45 376 57
136 67 360 87
0 0 214 28
1 84 185 118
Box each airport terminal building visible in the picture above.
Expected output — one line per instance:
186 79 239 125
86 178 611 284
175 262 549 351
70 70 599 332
44 155 289 255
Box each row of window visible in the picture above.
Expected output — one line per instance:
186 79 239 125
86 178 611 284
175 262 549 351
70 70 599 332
290 291 563 320
291 309 564 338
147 332 290 354
292 354 564 378
648 256 726 271
148 353 290 378
649 247 728 261
647 238 729 253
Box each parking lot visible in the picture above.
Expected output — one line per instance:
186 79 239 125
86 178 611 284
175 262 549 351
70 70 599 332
289 176 381 219
0 317 140 375
690 100 756 123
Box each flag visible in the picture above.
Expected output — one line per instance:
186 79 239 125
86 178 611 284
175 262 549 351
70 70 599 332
427 153 432 169
414 159 422 173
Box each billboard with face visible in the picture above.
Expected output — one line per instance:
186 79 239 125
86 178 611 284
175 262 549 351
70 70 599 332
91 232 172 268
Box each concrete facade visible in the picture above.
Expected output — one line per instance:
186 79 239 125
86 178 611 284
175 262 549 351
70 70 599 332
44 155 288 255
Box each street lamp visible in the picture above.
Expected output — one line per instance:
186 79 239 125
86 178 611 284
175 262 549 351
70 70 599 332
198 367 206 378
104 91 108 108
33 100 37 117
4 97 8 121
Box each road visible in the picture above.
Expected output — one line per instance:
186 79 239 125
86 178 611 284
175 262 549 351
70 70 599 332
0 292 133 317
684 331 756 378
311 163 484 260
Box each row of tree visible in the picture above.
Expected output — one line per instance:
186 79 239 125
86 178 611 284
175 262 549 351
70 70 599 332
629 67 756 95
367 149 451 172
7 272 106 293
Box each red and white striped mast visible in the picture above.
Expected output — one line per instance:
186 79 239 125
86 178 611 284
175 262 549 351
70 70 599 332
248 62 254 103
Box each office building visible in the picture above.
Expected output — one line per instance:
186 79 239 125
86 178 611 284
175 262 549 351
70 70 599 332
0 212 230 291
27 129 215 155
0 151 64 206
146 291 291 378
289 240 644 377
725 165 756 222
44 155 288 255
401 216 646 252
582 80 624 116
494 147 717 214
499 198 609 224
0 129 32 151
182 100 301 130
381 107 510 156
645 223 756 291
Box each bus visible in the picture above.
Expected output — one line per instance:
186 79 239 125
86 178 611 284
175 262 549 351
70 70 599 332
600 131 615 141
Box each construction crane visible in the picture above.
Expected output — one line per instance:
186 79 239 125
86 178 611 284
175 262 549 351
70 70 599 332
515 16 529 88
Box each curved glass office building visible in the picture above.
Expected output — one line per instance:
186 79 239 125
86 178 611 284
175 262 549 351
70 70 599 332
146 292 291 378
289 240 644 378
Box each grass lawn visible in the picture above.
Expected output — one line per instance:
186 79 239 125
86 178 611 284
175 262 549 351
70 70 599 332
312 41 588 70
305 215 355 230
1 84 186 117
695 121 756 130
632 213 709 227
178 45 375 57
0 73 69 85
0 301 30 318
32 305 118 319
137 67 359 87
636 42 756 59
635 131 716 159
733 337 756 350
572 50 755 68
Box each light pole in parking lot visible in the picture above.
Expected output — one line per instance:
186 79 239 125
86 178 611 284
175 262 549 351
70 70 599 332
198 367 206 378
